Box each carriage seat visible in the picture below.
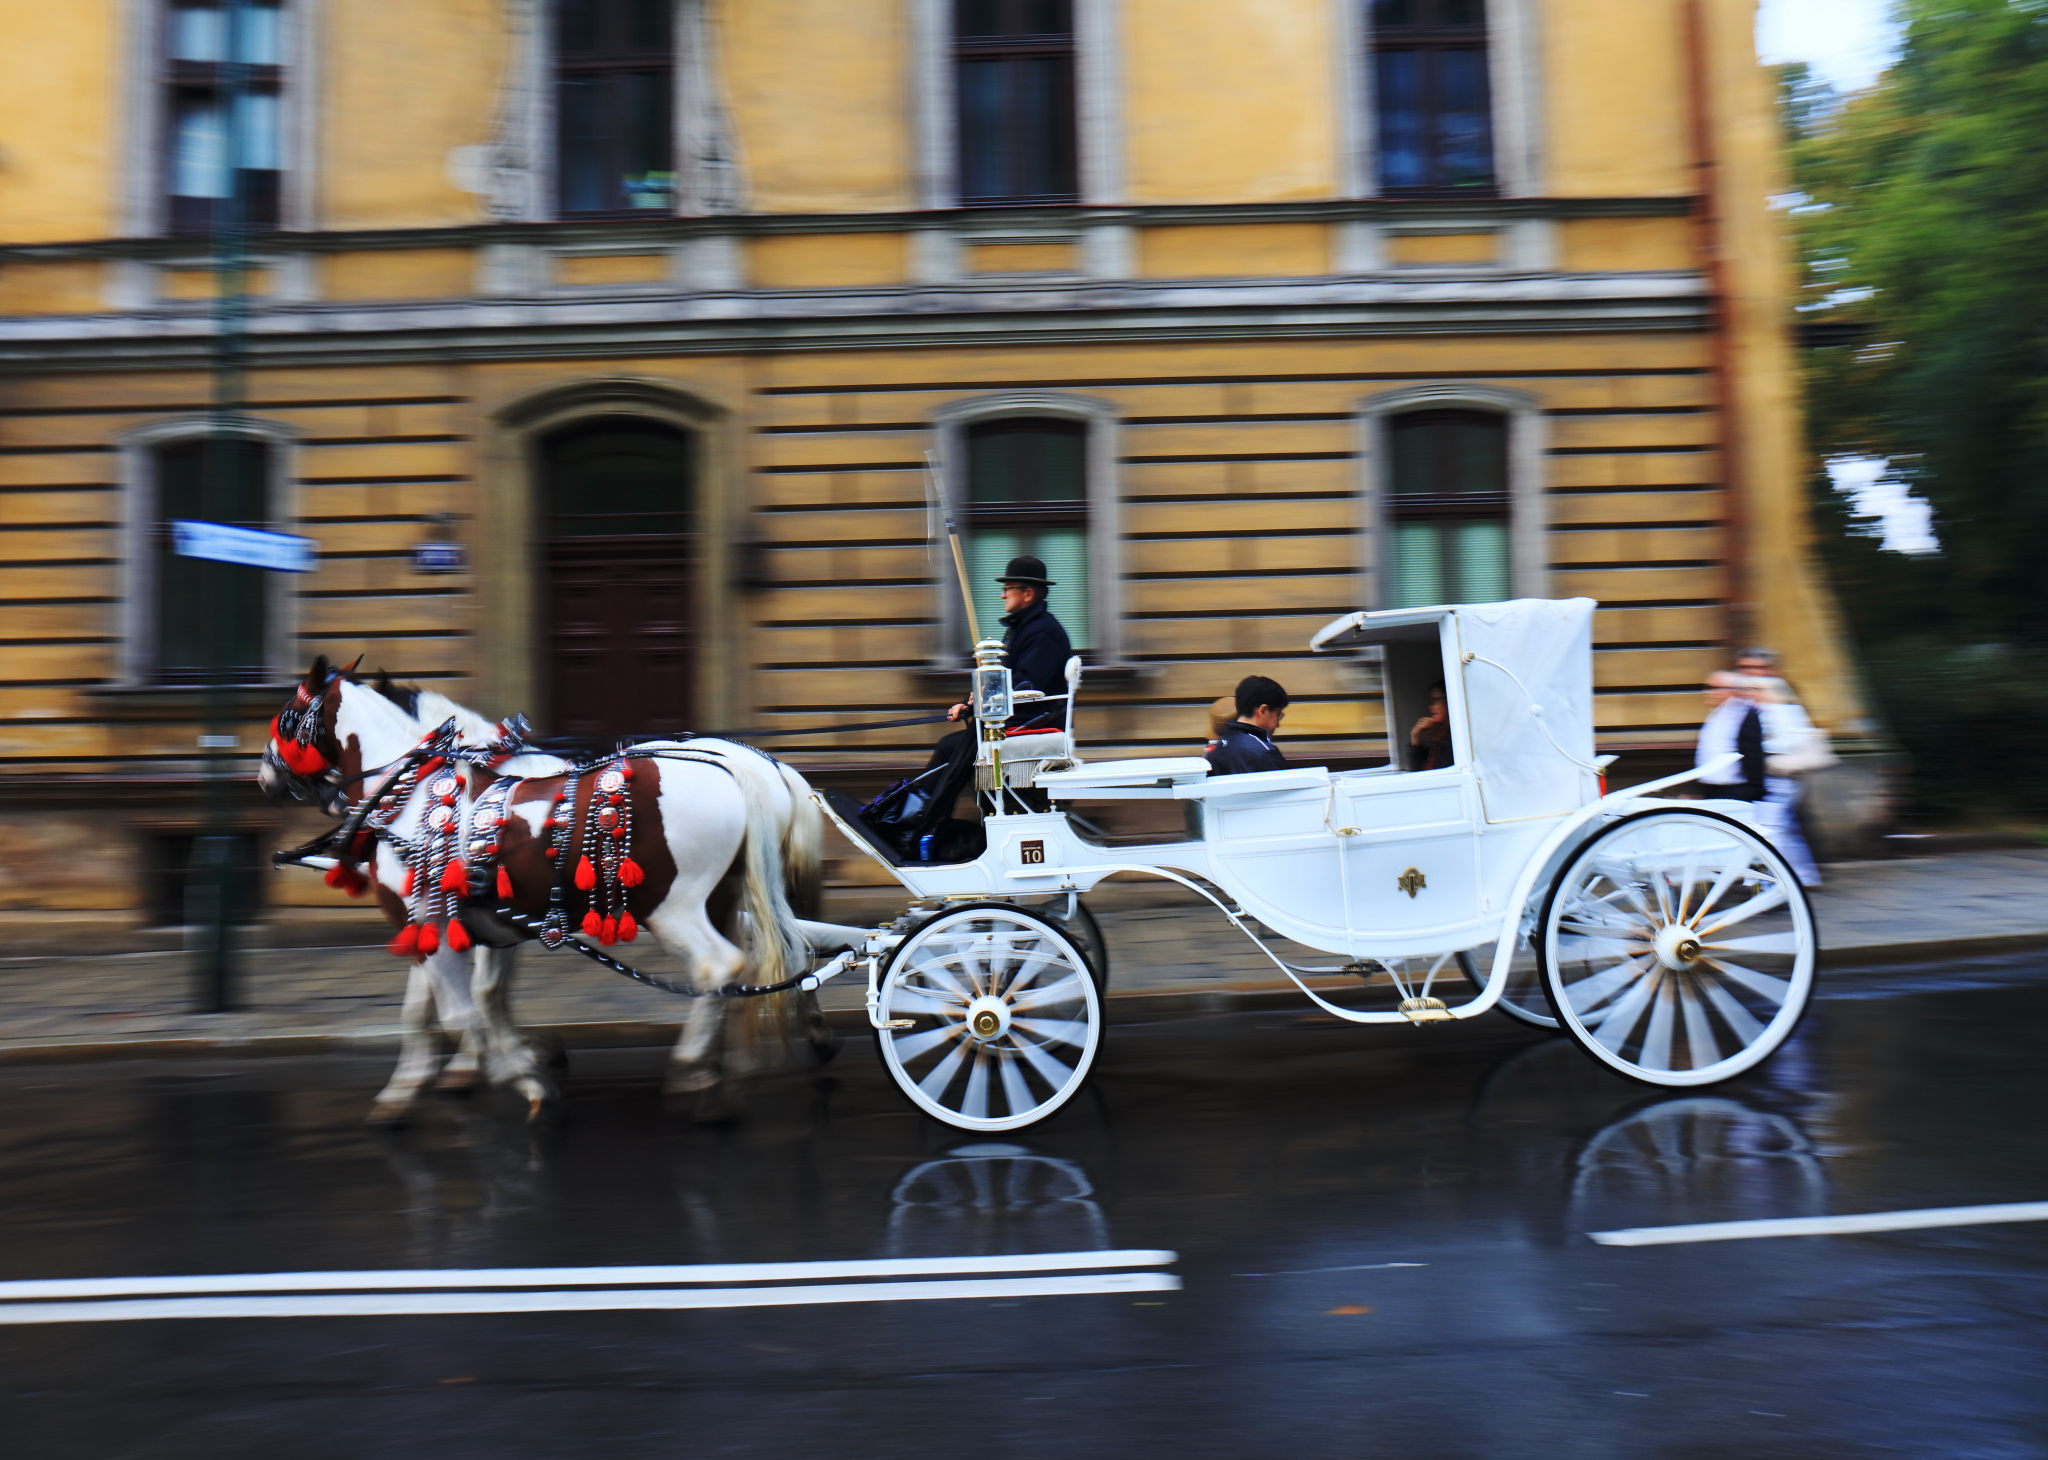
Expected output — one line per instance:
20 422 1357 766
982 726 1075 791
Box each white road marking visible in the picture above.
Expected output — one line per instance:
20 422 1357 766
1232 1263 1429 1277
0 1273 1181 1325
1590 1201 2048 1247
0 1249 1177 1302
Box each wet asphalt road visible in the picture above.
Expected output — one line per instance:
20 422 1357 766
4 954 2048 1460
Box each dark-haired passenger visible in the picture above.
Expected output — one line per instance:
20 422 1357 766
1207 676 1289 776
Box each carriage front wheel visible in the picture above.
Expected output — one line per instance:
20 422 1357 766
1536 808 1817 1087
876 903 1103 1132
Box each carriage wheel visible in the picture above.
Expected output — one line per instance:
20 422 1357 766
1460 946 1558 1029
876 903 1103 1133
1537 809 1816 1087
1057 899 1110 990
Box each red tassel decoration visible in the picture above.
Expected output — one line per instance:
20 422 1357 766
496 865 513 899
401 865 415 896
445 919 472 953
324 863 353 890
599 916 618 946
617 911 638 943
619 761 634 779
417 921 440 955
388 923 421 959
581 909 602 938
574 856 596 891
440 859 466 894
618 857 644 888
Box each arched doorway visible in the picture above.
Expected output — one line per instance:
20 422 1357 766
537 417 696 737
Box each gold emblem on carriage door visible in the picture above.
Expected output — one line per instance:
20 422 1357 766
1397 867 1426 899
1019 840 1046 865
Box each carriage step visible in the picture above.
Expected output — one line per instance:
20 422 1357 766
1397 996 1453 1024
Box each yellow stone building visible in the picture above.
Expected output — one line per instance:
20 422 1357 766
0 0 1871 929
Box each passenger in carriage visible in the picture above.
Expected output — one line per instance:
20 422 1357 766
1407 684 1454 770
1206 676 1290 776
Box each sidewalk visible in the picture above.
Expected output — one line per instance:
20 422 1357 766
0 848 2043 1065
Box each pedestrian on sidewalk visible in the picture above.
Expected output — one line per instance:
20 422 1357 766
1692 670 1767 803
1207 676 1289 775
1751 674 1826 889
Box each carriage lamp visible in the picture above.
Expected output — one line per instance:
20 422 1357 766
970 638 1013 725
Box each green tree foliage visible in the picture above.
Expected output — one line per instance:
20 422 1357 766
1784 2 2048 816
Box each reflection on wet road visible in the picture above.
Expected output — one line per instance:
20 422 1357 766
4 954 2048 1458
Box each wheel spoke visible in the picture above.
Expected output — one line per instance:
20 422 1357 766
1671 850 1702 924
888 985 968 1016
1639 979 1676 1072
1557 917 1652 941
1696 882 1788 938
916 1038 971 1102
997 945 1064 997
960 1049 991 1121
1698 975 1766 1045
1011 1031 1080 1090
1561 953 1653 1014
998 1048 1035 1116
1700 931 1799 957
1587 968 1661 1051
1007 973 1086 1013
1679 976 1722 1068
890 1022 962 1063
1700 956 1792 1009
1688 857 1750 928
1012 1015 1089 1050
913 953 978 1004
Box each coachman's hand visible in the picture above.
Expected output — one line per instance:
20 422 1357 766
947 703 968 723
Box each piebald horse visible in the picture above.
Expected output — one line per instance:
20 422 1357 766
259 658 820 1121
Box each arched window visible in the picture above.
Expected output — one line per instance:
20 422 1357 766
961 416 1090 651
151 436 271 683
538 418 695 736
1384 408 1510 607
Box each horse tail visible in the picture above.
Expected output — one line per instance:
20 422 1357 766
738 777 807 991
776 762 824 921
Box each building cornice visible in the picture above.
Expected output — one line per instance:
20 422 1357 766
0 272 1707 373
0 196 1696 262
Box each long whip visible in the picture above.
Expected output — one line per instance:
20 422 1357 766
929 450 980 647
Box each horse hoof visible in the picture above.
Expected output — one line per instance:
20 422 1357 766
365 1103 415 1129
433 1069 480 1096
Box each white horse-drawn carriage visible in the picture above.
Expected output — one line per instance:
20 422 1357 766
793 596 1817 1132
265 596 1815 1134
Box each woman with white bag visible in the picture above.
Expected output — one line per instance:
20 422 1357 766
1747 672 1834 889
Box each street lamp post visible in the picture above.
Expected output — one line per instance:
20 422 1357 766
193 0 255 1014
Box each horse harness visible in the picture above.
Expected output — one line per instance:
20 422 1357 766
274 720 815 1000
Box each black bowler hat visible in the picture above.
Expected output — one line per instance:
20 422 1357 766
996 554 1056 587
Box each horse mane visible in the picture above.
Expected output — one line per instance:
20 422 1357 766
370 669 421 718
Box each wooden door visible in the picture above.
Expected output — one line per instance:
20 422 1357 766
538 419 696 739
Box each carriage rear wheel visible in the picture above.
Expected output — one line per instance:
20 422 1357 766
1536 809 1816 1087
875 903 1103 1133
1459 946 1558 1028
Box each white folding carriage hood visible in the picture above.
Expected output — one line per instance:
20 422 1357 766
1312 597 1598 823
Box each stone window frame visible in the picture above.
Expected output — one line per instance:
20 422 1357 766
1338 0 1543 200
927 391 1123 669
118 0 321 237
114 414 303 687
914 0 1122 209
1354 383 1546 609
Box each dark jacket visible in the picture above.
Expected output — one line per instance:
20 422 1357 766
1000 599 1072 700
1207 720 1286 776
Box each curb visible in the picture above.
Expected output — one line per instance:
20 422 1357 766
2 931 2043 1068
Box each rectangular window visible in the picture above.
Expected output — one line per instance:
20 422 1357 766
961 417 1091 652
956 0 1078 205
164 0 285 234
1372 0 1495 194
1384 409 1510 608
556 0 676 217
153 437 271 683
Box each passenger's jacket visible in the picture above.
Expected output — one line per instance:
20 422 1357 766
1000 600 1073 702
1207 720 1286 776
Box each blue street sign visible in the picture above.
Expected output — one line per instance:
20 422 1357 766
411 541 467 574
172 519 317 573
